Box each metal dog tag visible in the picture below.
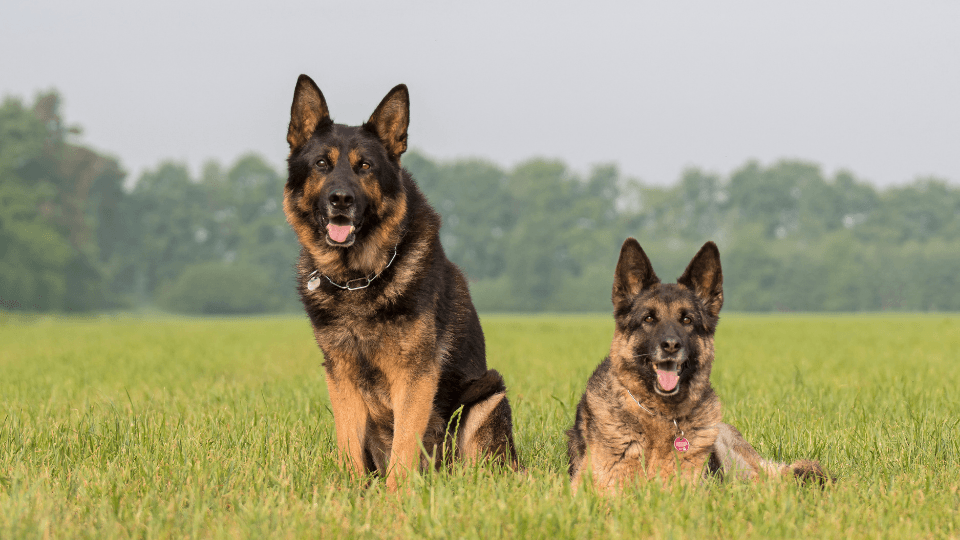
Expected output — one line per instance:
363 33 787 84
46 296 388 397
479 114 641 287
674 437 689 452
307 276 322 291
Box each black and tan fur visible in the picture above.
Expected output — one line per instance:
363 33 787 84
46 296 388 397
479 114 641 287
284 75 517 489
566 239 829 492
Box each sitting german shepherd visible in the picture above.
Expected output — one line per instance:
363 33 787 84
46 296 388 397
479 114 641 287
567 239 829 492
283 75 517 489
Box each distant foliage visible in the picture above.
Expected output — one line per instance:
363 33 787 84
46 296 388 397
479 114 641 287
156 262 283 314
0 92 124 311
1 89 958 313
407 153 960 312
110 155 301 313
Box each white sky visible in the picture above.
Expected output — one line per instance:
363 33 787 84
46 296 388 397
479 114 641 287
2 0 958 187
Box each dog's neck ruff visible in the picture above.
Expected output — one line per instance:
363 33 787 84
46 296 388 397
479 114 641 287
306 246 399 291
625 387 690 452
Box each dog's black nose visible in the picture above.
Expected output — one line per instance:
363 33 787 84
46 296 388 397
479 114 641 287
660 338 681 354
329 189 354 209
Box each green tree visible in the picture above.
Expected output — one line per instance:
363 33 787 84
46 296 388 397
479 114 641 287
0 96 71 309
157 261 279 314
116 154 301 313
406 152 514 282
0 92 125 311
212 154 300 310
119 162 207 301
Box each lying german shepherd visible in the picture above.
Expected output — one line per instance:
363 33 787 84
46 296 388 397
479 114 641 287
283 75 517 489
567 239 829 492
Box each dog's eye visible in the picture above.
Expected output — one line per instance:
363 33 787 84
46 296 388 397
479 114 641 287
643 315 655 323
316 159 327 168
360 162 371 170
681 316 692 325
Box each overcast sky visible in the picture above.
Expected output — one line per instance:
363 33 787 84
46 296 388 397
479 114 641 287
3 0 958 187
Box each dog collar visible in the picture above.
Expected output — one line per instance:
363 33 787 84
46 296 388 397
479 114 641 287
625 387 689 452
306 247 399 291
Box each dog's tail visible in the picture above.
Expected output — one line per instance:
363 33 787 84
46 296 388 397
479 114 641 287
452 369 520 470
710 423 833 487
778 459 833 486
458 369 508 407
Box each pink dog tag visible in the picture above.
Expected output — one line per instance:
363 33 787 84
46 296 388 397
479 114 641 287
674 437 689 452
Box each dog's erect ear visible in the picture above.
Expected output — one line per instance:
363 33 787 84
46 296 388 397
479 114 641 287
613 238 660 311
287 74 330 150
365 84 409 161
677 241 723 317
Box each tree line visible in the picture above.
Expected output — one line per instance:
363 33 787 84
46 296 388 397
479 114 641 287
2 91 958 314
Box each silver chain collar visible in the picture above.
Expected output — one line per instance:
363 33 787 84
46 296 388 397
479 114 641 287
306 247 399 291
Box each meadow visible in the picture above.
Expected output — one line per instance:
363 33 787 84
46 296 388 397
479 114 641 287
1 313 958 539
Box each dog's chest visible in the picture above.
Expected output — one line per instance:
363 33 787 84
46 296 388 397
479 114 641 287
600 408 720 476
606 426 717 483
318 314 429 403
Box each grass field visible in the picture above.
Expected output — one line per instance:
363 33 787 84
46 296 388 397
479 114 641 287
1 313 959 539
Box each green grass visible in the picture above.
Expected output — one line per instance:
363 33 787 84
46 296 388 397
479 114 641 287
1 313 959 539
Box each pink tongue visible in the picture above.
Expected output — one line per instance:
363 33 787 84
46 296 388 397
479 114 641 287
327 224 352 243
657 370 679 391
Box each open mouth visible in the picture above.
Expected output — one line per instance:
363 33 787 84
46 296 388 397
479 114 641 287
654 361 682 395
323 217 360 247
